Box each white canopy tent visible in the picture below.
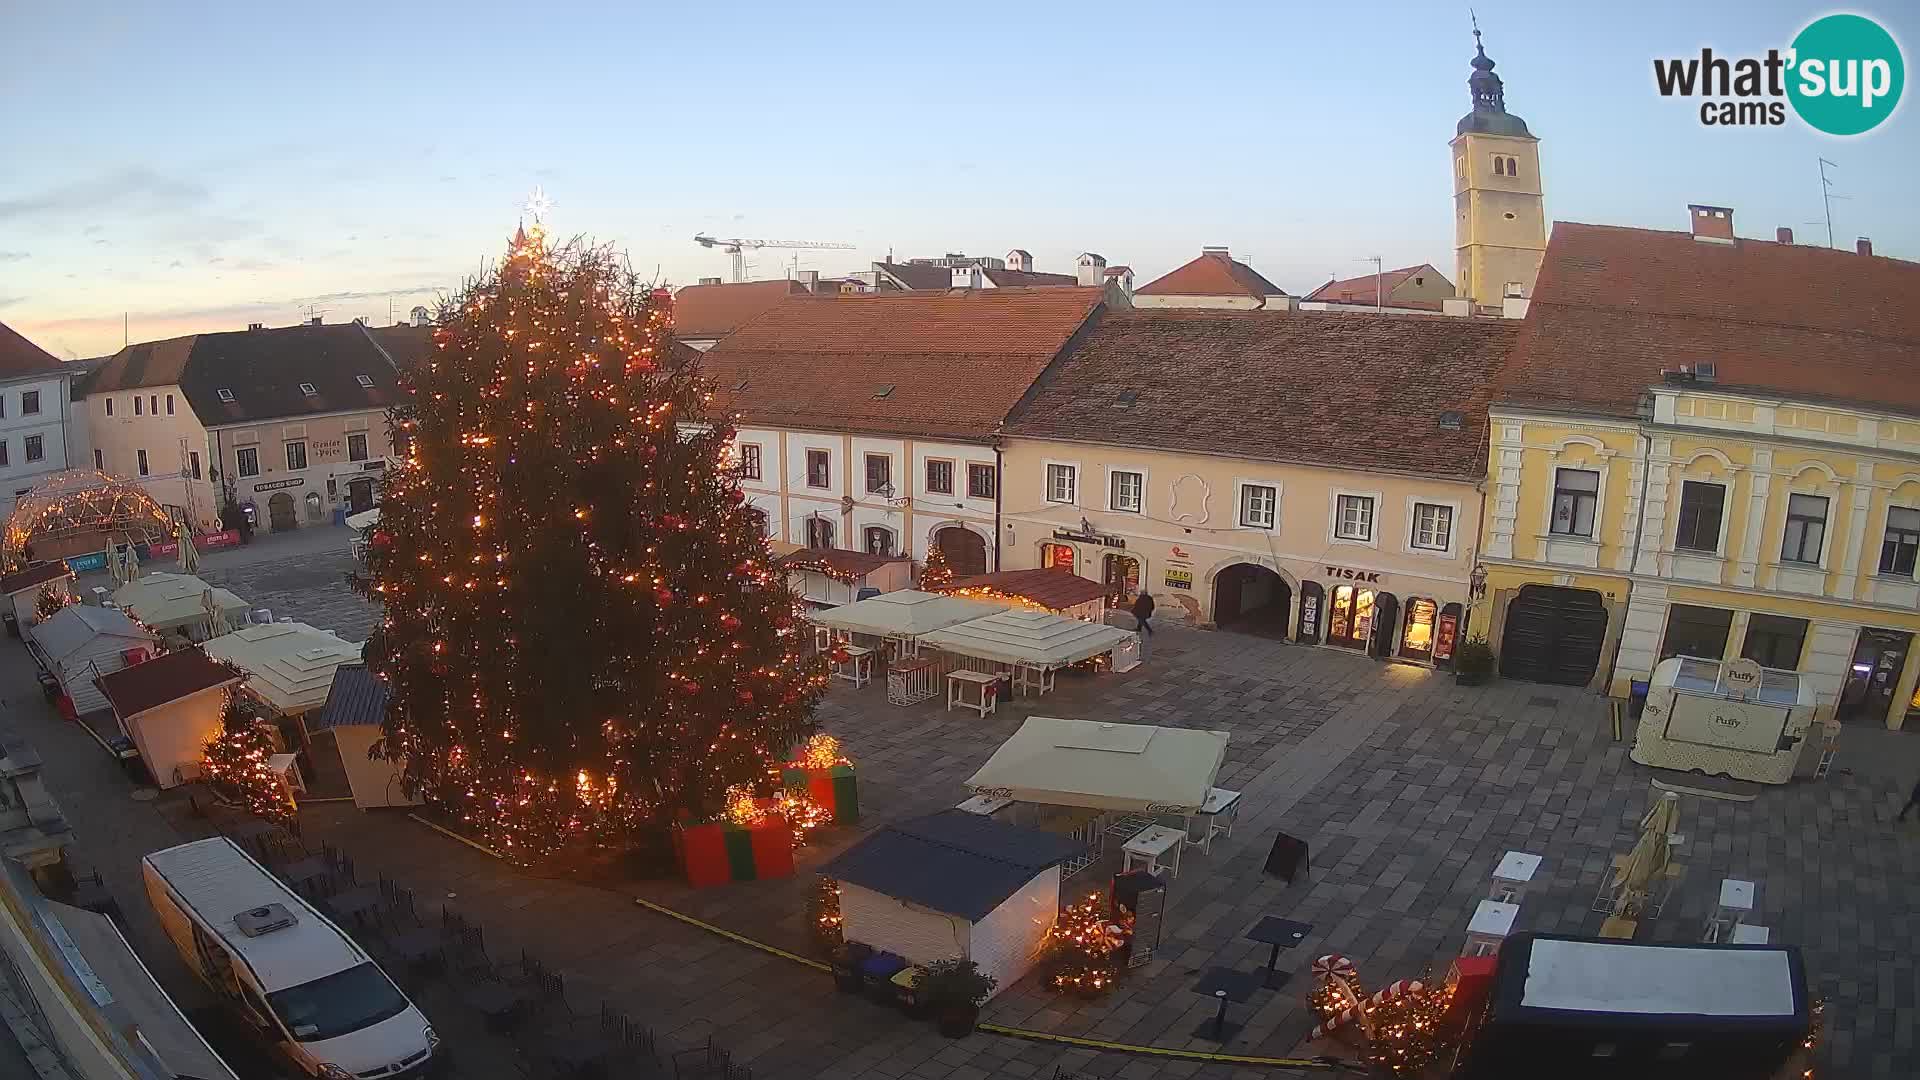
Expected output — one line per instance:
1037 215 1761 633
345 507 381 531
809 590 1011 642
917 608 1136 693
966 716 1229 815
112 573 249 640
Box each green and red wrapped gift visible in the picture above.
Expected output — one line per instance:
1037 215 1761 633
675 816 795 887
782 763 858 824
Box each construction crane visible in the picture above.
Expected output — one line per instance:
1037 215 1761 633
693 234 856 283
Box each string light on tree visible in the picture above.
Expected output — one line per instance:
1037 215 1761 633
353 206 829 864
918 544 955 590
201 683 295 826
1041 894 1130 995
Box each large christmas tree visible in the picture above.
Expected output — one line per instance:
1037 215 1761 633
361 220 828 862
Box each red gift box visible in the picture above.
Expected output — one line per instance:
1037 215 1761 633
674 815 794 887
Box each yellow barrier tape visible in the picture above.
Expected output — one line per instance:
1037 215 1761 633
631 896 830 972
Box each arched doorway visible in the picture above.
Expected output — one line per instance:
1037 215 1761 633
1102 553 1141 605
1398 597 1439 663
1212 563 1291 637
1369 592 1399 658
1499 585 1607 686
347 477 376 513
1326 584 1376 651
268 492 297 532
935 526 987 576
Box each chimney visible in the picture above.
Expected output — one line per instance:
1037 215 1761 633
1687 204 1736 244
1857 237 1874 256
1442 297 1472 318
308 315 323 326
1005 249 1031 273
794 269 820 292
1776 227 1793 244
1201 245 1232 258
247 322 265 331
698 276 722 286
1076 252 1107 287
951 265 983 289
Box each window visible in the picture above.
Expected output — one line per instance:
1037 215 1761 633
805 516 834 549
1880 507 1920 577
926 459 953 495
165 393 174 415
0 395 5 418
356 374 375 388
1674 480 1726 553
1335 494 1375 541
1108 469 1143 513
93 448 103 470
299 382 318 396
1493 155 1506 176
1660 604 1733 661
737 443 761 480
1781 493 1828 565
0 441 7 467
864 526 894 556
137 448 149 476
967 463 995 500
864 453 892 495
217 389 234 403
805 449 831 489
21 390 39 415
1041 542 1074 571
1411 502 1453 550
236 447 260 477
189 451 202 479
149 394 157 414
285 440 308 471
134 395 144 415
105 398 114 417
1239 483 1277 529
348 433 369 462
23 435 42 462
1550 468 1600 537
266 963 409 1044
1046 463 1077 504
1743 614 1810 669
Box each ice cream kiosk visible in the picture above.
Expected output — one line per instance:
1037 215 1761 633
1632 657 1817 784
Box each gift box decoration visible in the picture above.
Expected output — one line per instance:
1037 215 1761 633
675 816 795 887
781 763 859 824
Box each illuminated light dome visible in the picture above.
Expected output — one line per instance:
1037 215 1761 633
3 469 174 571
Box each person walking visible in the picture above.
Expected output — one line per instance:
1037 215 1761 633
1131 591 1156 638
1898 777 1920 822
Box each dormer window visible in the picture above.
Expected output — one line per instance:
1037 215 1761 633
299 382 318 396
217 389 235 403
355 374 375 388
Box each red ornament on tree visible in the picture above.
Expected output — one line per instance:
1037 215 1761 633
737 689 756 705
655 587 676 607
720 614 742 631
371 530 393 550
681 680 702 695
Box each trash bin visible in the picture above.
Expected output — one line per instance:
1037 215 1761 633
3 612 17 639
1629 679 1650 720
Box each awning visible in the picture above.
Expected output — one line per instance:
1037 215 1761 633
345 507 381 531
112 572 249 632
808 589 1010 639
965 716 1229 814
932 568 1108 611
917 608 1131 669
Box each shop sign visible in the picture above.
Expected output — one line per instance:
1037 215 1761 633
1435 612 1459 661
252 477 305 492
201 530 242 551
1299 594 1320 639
1324 565 1382 583
1164 568 1193 591
1053 527 1125 549
69 551 109 573
360 460 387 471
1721 657 1764 700
1169 545 1192 561
147 541 179 559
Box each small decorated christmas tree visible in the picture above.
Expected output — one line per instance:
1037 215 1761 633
1041 894 1129 995
202 688 293 826
34 582 69 622
919 544 956 590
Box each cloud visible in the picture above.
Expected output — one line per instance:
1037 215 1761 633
0 295 23 309
295 285 445 304
0 168 208 222
0 250 26 262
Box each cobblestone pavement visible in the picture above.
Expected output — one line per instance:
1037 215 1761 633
14 540 1920 1077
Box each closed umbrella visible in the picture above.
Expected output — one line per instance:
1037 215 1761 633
177 524 201 574
124 542 141 581
108 542 128 585
204 587 233 638
1615 791 1680 917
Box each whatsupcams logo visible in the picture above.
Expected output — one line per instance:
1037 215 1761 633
1654 13 1904 134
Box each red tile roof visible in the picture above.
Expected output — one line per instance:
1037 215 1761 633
1136 250 1286 300
672 280 808 340
1500 222 1920 419
1006 310 1520 480
0 320 64 379
776 548 910 581
933 569 1108 610
982 269 1078 288
0 561 72 596
1304 264 1445 306
85 334 198 393
697 288 1106 442
95 647 240 719
875 263 958 290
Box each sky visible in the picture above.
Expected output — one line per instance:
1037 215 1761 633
3 0 1916 359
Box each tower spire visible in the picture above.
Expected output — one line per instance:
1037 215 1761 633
1467 14 1506 114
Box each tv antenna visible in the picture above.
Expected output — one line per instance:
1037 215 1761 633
1817 158 1848 248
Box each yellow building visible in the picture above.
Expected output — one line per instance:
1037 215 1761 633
1451 29 1546 312
1479 209 1920 729
1002 308 1518 666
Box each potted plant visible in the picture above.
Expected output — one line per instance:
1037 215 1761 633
917 958 995 1037
1455 637 1496 686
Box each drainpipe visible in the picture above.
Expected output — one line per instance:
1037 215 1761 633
992 438 1004 571
1602 423 1656 696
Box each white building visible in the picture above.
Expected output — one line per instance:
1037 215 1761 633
0 322 79 519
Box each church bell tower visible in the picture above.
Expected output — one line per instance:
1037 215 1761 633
1450 25 1546 310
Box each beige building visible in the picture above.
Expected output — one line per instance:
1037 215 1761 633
1001 309 1519 665
83 322 405 532
1451 30 1546 311
1132 247 1289 310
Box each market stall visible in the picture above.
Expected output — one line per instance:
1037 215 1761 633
916 608 1136 697
308 663 416 809
930 568 1109 623
28 604 156 718
777 548 913 610
1 561 72 630
111 573 250 644
93 647 242 789
809 589 1011 655
965 716 1230 877
203 622 365 789
1632 657 1817 784
821 809 1085 1000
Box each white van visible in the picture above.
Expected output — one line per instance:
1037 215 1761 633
143 837 439 1079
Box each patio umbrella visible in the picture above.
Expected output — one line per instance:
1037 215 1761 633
1615 791 1680 916
108 542 128 585
124 541 142 581
177 523 201 574
204 587 233 637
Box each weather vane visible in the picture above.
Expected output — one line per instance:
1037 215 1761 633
523 185 555 225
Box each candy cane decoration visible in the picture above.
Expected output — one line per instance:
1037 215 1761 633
1310 954 1373 1040
1309 979 1428 1040
1311 953 1357 980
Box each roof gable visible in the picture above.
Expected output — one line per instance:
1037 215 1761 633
672 280 808 340
821 810 1083 921
1304 264 1444 305
1137 250 1286 300
1499 222 1920 418
0 320 65 380
312 664 389 731
87 335 198 395
96 647 239 719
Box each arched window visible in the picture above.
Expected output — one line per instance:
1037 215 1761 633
806 516 835 550
1506 157 1520 178
1492 156 1506 176
863 526 895 556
